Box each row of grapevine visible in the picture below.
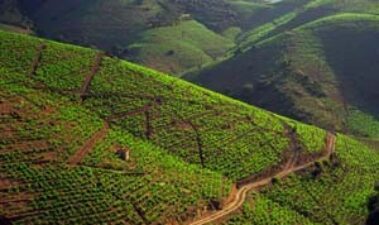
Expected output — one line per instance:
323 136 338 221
0 76 233 224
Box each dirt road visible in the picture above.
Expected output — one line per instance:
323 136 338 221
189 133 336 225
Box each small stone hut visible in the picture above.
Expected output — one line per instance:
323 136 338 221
115 147 130 161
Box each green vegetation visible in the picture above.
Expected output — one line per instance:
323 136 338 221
220 135 379 225
295 123 327 153
223 193 317 225
238 10 298 50
0 0 244 74
192 10 379 138
0 69 231 224
261 135 379 224
128 20 234 75
84 57 291 180
35 41 98 91
0 30 348 224
2 0 379 80
347 109 379 138
1 3 379 221
0 32 41 74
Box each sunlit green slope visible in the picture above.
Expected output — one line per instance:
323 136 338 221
221 136 379 225
0 30 378 225
0 67 231 224
0 30 329 181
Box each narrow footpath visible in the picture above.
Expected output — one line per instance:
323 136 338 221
67 122 109 165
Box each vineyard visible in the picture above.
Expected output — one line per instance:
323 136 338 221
0 30 331 182
0 76 231 224
1 29 379 225
222 135 379 225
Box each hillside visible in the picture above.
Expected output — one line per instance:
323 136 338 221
1 30 379 225
127 20 235 75
222 135 379 225
0 81 231 224
0 0 238 74
0 30 327 181
231 0 379 52
0 0 310 75
0 0 379 132
191 11 379 138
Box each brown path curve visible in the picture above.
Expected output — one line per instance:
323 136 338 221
188 133 336 225
67 122 109 165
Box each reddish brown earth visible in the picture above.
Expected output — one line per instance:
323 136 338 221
67 122 109 165
79 52 104 100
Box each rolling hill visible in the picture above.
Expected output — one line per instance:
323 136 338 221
0 0 239 74
189 1 379 139
126 19 235 75
0 0 310 75
0 30 378 225
3 0 379 137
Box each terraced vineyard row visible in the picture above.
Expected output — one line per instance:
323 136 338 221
221 135 379 225
0 31 330 182
0 82 231 224
1 30 378 225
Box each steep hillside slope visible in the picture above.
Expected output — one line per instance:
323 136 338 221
1 31 378 225
3 0 379 76
192 13 379 137
0 30 328 181
0 0 28 27
0 0 243 74
0 0 309 75
0 80 231 224
233 0 379 52
222 135 379 225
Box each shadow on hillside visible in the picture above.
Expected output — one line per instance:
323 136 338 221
320 26 379 121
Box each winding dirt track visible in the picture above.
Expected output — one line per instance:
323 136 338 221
189 133 336 225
